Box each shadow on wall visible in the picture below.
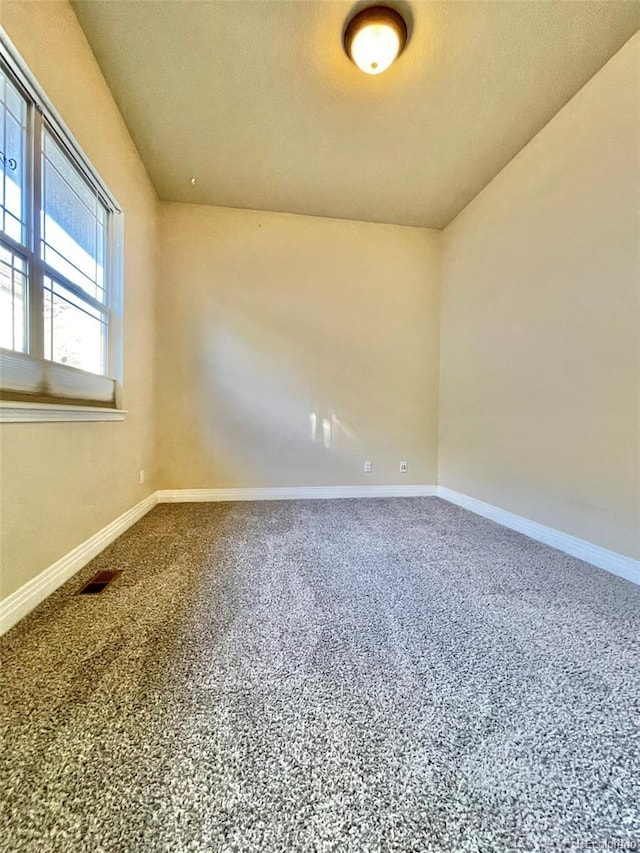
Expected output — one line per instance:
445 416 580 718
156 207 439 490
190 293 422 486
195 308 362 486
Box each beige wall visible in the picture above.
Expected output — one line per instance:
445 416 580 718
439 33 640 559
0 1 158 598
157 204 441 489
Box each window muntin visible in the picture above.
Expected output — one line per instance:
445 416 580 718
0 242 27 352
0 48 120 401
0 67 28 243
43 275 106 375
42 128 108 304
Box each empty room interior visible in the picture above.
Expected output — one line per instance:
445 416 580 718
0 0 639 850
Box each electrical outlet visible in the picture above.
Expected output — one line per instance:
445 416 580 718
364 461 372 473
139 469 145 485
399 461 408 473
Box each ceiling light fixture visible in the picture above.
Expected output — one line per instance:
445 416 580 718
344 6 407 75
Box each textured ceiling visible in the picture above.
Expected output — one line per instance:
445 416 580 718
72 1 640 228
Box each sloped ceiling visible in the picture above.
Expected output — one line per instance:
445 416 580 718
72 1 640 228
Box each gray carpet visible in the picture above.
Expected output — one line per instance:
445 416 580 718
1 497 639 853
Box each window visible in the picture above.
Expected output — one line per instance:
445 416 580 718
0 37 123 411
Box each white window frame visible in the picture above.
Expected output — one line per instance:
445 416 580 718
0 30 125 422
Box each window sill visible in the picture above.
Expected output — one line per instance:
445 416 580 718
0 401 127 423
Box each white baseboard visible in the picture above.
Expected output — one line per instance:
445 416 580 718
437 486 639 586
0 492 158 636
4 483 636 636
157 485 438 503
0 485 435 634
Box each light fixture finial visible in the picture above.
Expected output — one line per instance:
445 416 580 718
344 6 408 75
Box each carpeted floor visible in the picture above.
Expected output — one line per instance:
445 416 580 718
1 498 639 853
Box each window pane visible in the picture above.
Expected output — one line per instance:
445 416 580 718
0 66 28 244
44 277 105 374
0 241 27 351
42 129 107 303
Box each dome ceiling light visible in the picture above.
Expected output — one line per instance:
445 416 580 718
344 6 408 75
